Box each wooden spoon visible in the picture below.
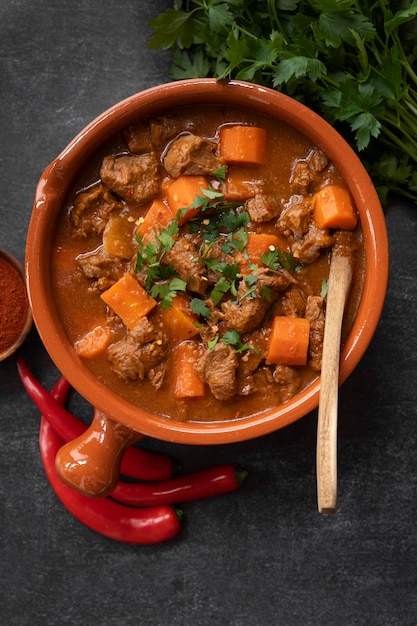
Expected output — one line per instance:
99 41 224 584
316 249 352 514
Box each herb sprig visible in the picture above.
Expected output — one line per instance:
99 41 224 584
148 1 417 205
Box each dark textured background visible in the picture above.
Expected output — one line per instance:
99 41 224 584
1 2 417 624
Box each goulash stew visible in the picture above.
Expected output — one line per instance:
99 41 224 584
52 105 364 422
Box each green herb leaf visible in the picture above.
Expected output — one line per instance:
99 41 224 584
190 297 211 318
211 276 232 305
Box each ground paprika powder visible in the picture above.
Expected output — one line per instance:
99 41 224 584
0 252 31 357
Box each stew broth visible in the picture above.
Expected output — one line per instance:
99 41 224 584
52 104 364 422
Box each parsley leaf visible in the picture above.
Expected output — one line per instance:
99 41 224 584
190 297 211 318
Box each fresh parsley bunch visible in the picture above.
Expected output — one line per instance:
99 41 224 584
148 0 417 206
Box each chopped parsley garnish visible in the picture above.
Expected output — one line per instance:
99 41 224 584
135 168 299 321
261 247 302 272
221 330 251 353
190 297 211 318
150 277 187 310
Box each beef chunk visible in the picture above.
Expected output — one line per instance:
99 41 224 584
309 148 329 173
77 246 127 292
254 266 295 291
149 116 194 150
277 199 312 239
100 153 160 204
274 285 307 318
245 193 281 223
162 237 208 295
277 199 334 263
305 295 325 371
221 296 269 335
236 331 265 396
291 224 334 263
163 134 221 178
107 317 168 383
70 184 123 237
271 364 302 402
291 148 329 194
123 120 153 153
196 343 239 401
221 266 293 334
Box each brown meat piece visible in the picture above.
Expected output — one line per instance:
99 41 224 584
305 295 325 371
221 296 269 335
274 285 307 318
277 199 312 239
272 364 302 402
123 120 153 153
277 199 334 263
162 237 208 295
290 148 329 194
309 149 329 173
221 266 293 334
163 134 221 178
149 116 193 150
107 317 168 383
254 266 295 290
291 224 334 263
77 247 127 292
196 343 239 401
70 184 123 237
236 331 266 396
245 193 282 223
100 153 160 204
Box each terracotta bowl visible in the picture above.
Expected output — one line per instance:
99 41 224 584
26 79 389 497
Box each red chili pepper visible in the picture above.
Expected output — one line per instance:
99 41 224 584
39 413 182 544
110 464 247 507
17 358 175 481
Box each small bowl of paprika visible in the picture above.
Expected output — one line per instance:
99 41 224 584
0 249 32 361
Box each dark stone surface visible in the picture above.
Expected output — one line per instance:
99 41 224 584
1 2 416 624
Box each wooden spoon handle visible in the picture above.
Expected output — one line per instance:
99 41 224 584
316 254 352 514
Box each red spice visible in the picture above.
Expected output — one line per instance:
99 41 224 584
0 255 29 353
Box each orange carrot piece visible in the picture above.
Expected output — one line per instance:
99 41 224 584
224 167 261 201
266 316 310 366
100 273 157 330
166 175 209 225
313 185 358 230
137 199 175 242
238 233 288 273
246 233 283 264
75 324 113 359
173 341 206 398
160 295 199 341
219 125 267 165
102 215 137 259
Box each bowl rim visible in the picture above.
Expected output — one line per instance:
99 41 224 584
26 78 389 444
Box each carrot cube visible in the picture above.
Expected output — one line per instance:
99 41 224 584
173 341 206 398
266 316 310 366
160 295 199 341
313 185 358 230
219 125 267 165
246 233 283 264
224 167 261 201
100 273 157 330
137 198 175 242
166 175 209 225
75 324 113 359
